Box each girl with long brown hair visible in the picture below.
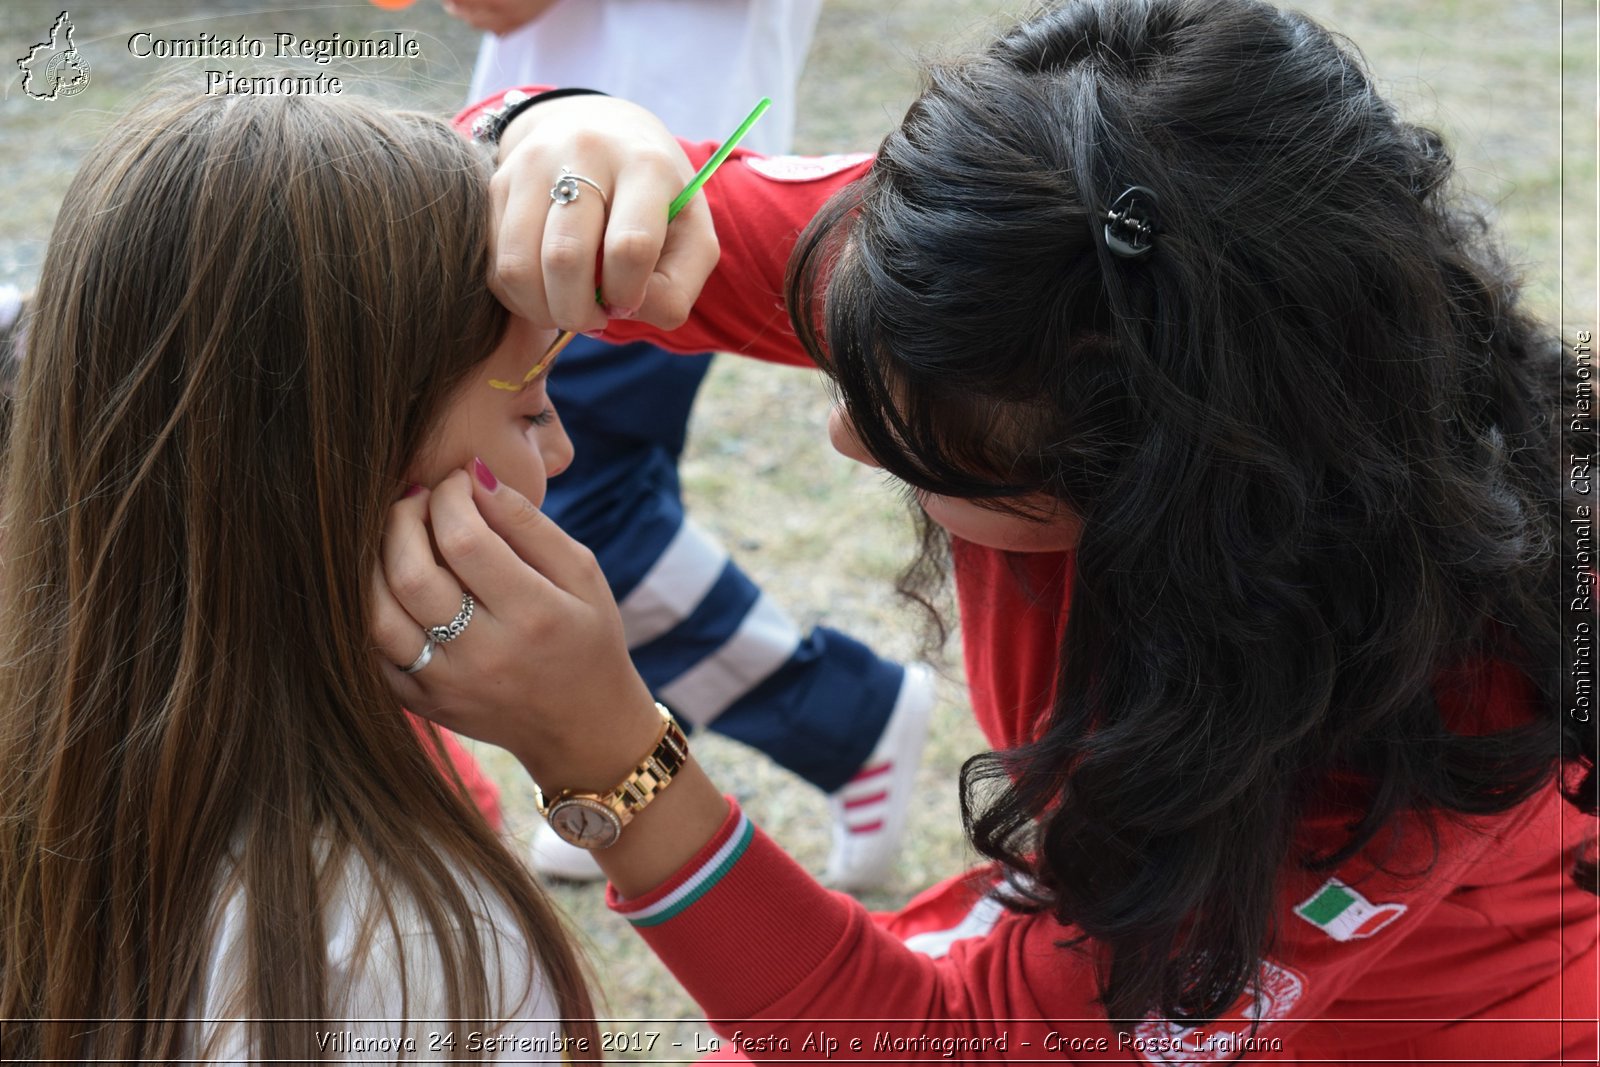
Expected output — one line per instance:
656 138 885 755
0 91 610 1061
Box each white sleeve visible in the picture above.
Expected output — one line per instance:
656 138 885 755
322 855 567 1064
193 852 568 1064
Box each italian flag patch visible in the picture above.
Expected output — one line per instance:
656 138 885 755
1294 878 1406 941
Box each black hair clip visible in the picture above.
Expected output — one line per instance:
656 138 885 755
1101 185 1159 258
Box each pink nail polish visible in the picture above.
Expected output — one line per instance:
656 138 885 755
472 457 498 492
402 484 424 499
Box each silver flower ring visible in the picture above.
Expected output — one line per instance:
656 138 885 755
550 167 608 209
426 593 475 644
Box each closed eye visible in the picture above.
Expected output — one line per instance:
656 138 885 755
525 408 556 426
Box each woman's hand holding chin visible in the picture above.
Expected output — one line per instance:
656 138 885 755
372 460 659 790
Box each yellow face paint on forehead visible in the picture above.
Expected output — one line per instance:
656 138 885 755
487 359 547 392
487 328 579 392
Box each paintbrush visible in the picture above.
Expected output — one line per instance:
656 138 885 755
490 96 774 391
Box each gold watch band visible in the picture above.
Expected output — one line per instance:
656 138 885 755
533 703 689 847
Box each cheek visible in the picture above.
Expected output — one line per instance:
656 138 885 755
407 406 470 491
475 422 558 507
409 403 555 506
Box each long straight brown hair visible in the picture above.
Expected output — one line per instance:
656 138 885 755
0 92 599 1060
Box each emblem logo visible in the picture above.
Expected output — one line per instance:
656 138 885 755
1294 877 1407 941
17 11 91 101
1133 961 1305 1064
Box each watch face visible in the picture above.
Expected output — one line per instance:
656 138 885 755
549 798 622 850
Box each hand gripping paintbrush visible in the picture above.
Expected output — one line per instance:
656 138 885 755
490 96 773 391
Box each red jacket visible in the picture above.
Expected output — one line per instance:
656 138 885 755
460 94 1599 1063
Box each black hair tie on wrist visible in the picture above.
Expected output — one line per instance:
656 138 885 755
1101 185 1160 258
471 87 608 146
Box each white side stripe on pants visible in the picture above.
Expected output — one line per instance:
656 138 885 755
616 518 730 649
657 594 803 727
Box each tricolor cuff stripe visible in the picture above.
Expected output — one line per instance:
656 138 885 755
621 812 753 928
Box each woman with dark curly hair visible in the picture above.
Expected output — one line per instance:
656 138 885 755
383 0 1596 1059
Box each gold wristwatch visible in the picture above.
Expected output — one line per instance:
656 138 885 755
533 702 688 850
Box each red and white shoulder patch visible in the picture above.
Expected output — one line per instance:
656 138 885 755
1294 877 1407 942
743 152 873 182
1132 961 1305 1064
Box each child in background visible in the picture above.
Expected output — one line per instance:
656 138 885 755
445 0 935 889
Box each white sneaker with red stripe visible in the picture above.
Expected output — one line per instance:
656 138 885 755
528 663 937 888
824 663 936 892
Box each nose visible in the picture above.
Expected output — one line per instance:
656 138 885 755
545 417 575 480
827 405 880 469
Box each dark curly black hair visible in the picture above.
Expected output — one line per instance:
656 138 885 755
787 0 1593 1029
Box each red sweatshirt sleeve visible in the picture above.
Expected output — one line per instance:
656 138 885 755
454 88 866 369
607 785 1592 1063
594 143 870 368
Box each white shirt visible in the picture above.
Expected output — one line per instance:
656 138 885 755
468 0 824 156
190 846 565 1063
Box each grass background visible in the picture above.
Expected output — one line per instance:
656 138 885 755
2 0 1594 1049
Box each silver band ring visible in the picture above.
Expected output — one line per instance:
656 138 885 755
427 592 475 644
550 167 608 209
401 637 437 675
